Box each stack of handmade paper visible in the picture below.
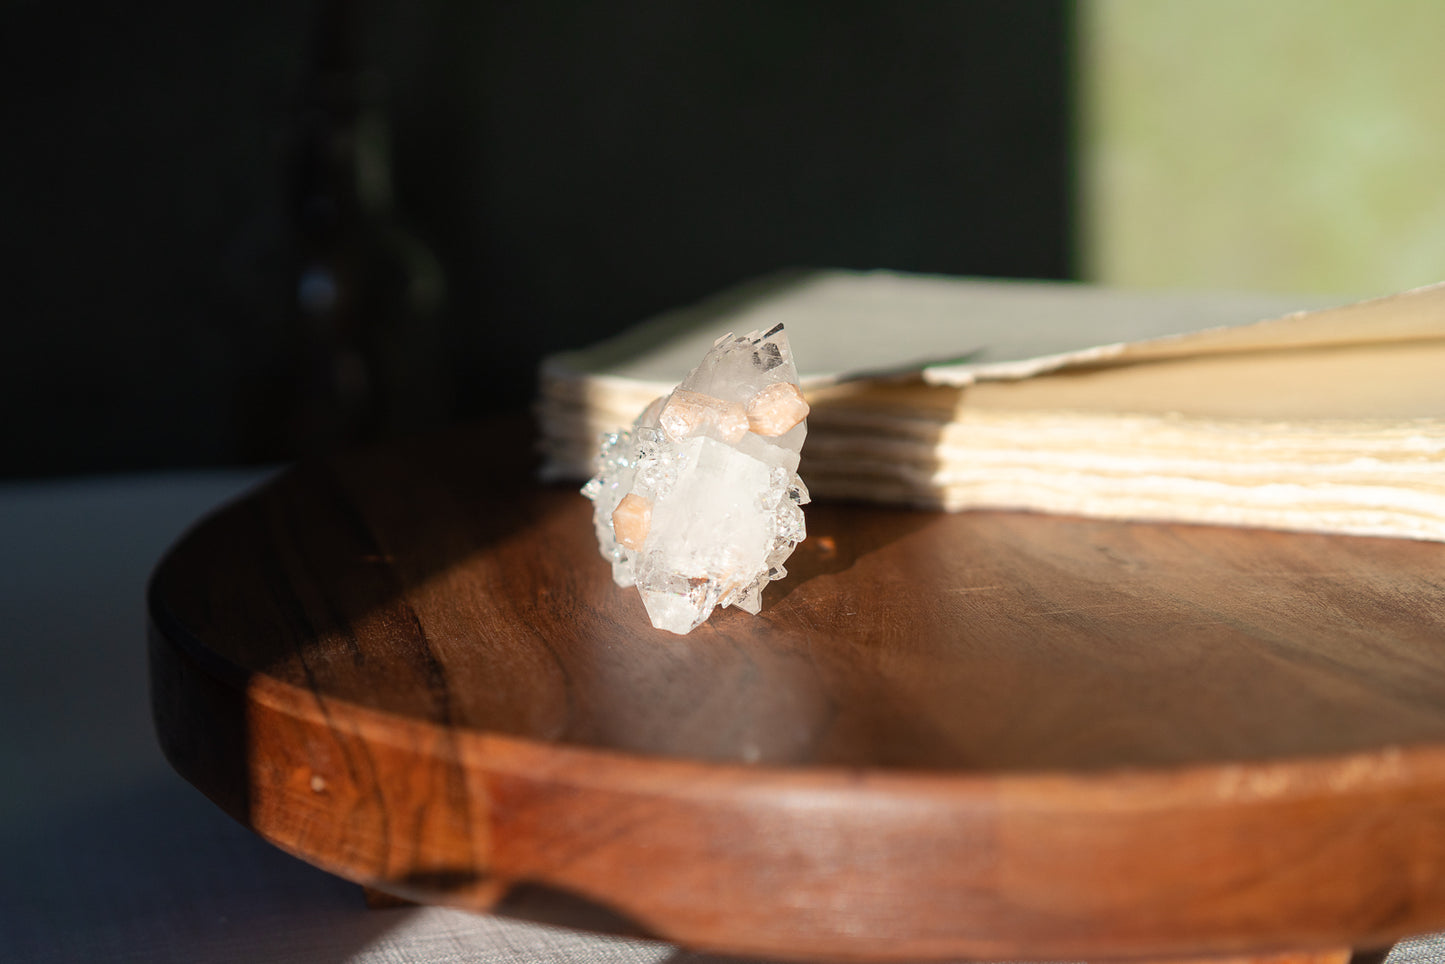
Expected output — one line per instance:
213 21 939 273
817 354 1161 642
537 270 1445 542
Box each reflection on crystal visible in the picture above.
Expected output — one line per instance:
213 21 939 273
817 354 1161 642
583 326 810 635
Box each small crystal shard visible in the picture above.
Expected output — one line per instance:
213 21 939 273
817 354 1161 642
583 326 811 635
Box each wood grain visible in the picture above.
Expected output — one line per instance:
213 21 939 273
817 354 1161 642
150 420 1445 961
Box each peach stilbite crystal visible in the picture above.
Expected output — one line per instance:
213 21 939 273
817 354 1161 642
659 389 750 444
611 493 652 552
581 325 810 635
745 381 810 437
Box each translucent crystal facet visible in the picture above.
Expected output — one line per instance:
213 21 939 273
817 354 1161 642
582 326 811 635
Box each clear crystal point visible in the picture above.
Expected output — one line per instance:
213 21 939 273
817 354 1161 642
582 325 810 635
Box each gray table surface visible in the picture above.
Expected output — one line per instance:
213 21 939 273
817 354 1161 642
2 469 1442 963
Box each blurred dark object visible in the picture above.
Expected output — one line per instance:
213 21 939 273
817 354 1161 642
0 0 1072 478
242 0 448 461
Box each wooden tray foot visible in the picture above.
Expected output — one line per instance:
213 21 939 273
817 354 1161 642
1118 949 1386 964
1348 948 1394 964
362 885 416 909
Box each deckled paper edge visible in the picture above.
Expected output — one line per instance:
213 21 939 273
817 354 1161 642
923 279 1445 386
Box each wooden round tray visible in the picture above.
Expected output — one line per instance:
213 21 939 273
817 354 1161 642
149 422 1445 962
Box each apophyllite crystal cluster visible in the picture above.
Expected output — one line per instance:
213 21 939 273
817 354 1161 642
582 324 811 635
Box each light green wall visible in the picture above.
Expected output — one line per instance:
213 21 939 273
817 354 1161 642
1081 0 1445 295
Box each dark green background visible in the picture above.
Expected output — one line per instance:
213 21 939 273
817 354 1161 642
2 1 1072 477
